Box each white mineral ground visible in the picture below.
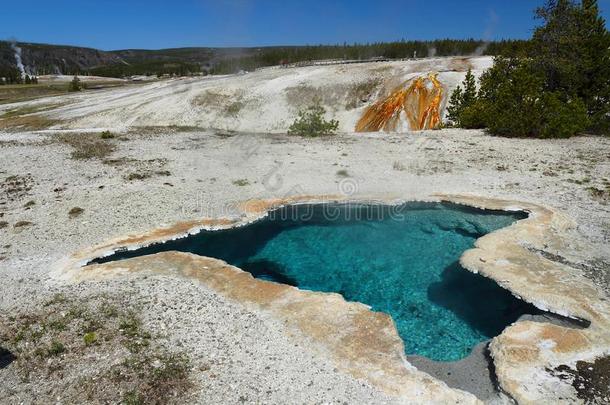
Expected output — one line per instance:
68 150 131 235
1 56 609 404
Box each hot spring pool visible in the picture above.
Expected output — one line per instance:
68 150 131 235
95 202 537 361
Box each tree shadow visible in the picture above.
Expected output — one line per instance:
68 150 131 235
427 261 539 337
0 346 15 369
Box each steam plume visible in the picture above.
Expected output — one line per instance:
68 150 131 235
10 41 26 78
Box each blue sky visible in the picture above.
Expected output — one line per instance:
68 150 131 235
2 0 609 50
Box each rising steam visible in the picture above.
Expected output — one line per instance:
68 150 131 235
11 42 26 78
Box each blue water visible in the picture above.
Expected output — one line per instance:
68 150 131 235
95 202 536 361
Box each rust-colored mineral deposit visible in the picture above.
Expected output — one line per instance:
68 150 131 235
356 73 443 132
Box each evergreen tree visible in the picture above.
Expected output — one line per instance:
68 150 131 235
24 75 31 84
448 1 608 137
68 75 81 92
477 57 589 138
446 69 482 128
446 85 463 126
533 0 610 133
462 69 477 105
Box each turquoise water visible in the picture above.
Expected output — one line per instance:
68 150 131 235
95 202 536 361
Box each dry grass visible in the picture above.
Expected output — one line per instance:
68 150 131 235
191 90 231 107
57 133 117 160
102 156 171 182
192 89 251 118
127 125 205 137
0 84 69 105
1 174 34 202
345 78 382 110
548 356 610 403
448 58 474 72
0 293 194 404
285 82 373 111
225 100 245 117
0 114 60 131
0 103 66 131
0 81 129 105
285 85 321 108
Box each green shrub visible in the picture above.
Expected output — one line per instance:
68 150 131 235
480 58 589 138
83 332 98 346
537 92 590 138
288 103 339 137
458 100 488 129
100 130 115 139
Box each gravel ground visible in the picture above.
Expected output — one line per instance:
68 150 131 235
1 128 609 403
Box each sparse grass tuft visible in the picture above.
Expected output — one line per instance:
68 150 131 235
83 332 97 346
393 161 406 171
588 187 609 202
0 294 194 404
46 340 65 357
126 172 151 181
44 293 67 307
68 207 84 218
100 130 115 139
225 101 245 117
232 179 250 187
336 169 349 177
123 391 144 405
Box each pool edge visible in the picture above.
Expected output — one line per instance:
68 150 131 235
51 194 610 404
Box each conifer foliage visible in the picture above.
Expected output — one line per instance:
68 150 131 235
446 0 609 137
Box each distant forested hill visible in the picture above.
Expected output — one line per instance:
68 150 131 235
0 39 530 79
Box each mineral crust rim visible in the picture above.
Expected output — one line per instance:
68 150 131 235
52 194 610 404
